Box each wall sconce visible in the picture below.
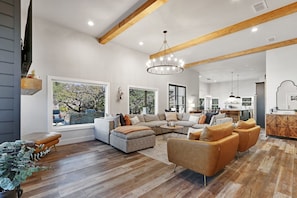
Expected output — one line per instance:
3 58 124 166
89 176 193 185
118 87 124 101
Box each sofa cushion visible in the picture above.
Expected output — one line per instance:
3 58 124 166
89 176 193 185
175 120 195 127
137 115 145 122
205 112 216 124
165 112 177 121
130 116 140 125
209 113 225 126
192 123 209 129
237 118 256 129
182 113 190 121
137 121 166 127
200 122 233 142
143 114 160 122
189 115 200 123
177 113 183 120
111 129 155 140
158 113 166 120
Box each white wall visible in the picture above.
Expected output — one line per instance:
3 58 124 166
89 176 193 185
266 44 297 113
20 17 199 144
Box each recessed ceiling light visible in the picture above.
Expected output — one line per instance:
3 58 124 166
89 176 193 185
88 20 94 27
139 41 144 46
251 27 258 32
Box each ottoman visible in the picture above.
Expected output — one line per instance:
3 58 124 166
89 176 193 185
22 132 62 153
110 126 155 153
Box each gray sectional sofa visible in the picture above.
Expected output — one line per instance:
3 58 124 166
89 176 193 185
94 112 232 143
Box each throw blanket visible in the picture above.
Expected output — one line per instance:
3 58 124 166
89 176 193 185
114 126 151 134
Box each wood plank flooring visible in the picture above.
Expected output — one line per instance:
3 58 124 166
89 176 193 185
21 135 297 198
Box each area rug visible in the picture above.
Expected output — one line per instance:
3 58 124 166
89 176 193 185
138 133 187 165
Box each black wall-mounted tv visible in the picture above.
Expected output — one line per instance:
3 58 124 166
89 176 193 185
21 0 32 78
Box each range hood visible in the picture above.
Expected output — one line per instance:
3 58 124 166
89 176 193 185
21 78 42 95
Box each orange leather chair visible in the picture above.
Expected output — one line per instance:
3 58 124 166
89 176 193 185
233 118 261 152
167 122 239 186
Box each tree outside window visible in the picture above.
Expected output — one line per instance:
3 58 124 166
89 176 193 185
52 80 107 126
129 87 156 114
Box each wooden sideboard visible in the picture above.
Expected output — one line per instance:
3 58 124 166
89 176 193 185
266 114 297 139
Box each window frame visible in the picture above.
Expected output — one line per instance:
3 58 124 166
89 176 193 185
128 85 158 115
168 83 187 113
47 76 110 131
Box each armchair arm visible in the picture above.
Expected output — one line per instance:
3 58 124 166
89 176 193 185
94 118 115 144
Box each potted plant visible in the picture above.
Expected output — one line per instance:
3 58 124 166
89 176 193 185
0 140 47 198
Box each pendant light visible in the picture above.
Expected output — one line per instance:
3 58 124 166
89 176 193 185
229 72 235 98
236 74 241 99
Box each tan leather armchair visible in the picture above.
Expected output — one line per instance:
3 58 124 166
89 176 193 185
233 118 261 152
167 122 239 186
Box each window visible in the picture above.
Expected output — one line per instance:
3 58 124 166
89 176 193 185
168 84 186 113
242 97 252 106
49 76 109 127
211 98 219 110
199 98 205 110
129 86 157 114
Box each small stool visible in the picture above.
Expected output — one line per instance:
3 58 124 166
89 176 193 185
22 132 62 153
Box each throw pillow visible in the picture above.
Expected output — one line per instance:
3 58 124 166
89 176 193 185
177 113 183 120
124 115 131 125
105 115 120 128
117 113 126 126
130 116 140 125
200 122 233 142
209 113 225 126
182 113 191 121
237 118 256 129
205 112 215 124
158 113 166 120
198 114 206 124
137 115 145 122
143 114 160 122
189 115 200 123
165 112 177 121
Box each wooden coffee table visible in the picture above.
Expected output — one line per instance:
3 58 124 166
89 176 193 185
160 124 184 133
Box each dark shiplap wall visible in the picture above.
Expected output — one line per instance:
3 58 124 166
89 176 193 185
0 0 21 143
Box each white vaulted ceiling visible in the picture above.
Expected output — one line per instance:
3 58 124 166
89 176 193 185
21 0 297 83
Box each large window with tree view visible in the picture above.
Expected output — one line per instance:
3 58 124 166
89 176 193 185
51 77 108 126
129 87 157 114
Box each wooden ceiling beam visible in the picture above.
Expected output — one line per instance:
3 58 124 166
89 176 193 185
98 0 167 44
184 38 297 68
150 2 297 59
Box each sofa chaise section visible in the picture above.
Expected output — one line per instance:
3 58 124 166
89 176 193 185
110 126 155 153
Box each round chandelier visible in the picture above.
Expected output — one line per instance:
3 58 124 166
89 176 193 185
146 30 185 75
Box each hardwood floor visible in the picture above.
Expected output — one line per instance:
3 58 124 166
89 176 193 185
22 135 297 198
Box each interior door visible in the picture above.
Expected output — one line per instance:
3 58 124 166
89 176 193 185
256 82 265 128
